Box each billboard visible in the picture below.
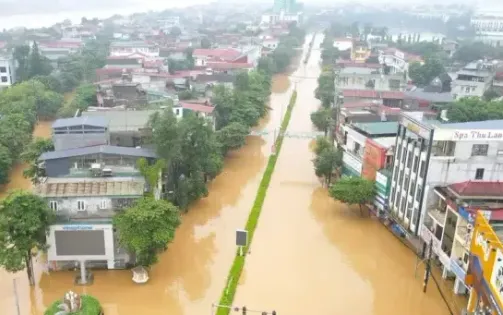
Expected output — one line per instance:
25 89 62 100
362 139 386 181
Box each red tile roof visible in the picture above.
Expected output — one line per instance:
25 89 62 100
193 48 242 61
180 102 215 114
342 89 405 100
341 101 378 109
448 181 503 197
205 62 253 70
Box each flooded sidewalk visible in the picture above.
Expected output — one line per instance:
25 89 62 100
232 35 456 315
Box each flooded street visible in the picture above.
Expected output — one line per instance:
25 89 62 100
233 34 457 315
0 58 295 313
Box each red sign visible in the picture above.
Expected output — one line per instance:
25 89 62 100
364 139 386 169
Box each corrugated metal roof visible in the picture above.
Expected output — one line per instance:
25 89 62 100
52 116 109 129
39 145 156 161
352 121 399 135
82 110 158 132
35 177 145 197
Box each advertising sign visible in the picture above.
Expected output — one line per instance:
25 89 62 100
420 225 451 268
450 259 466 280
364 139 386 169
400 115 431 139
452 130 503 141
491 250 503 304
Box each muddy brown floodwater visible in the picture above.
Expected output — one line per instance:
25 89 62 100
0 56 296 313
233 34 463 315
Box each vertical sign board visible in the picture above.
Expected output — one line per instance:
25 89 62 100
491 249 503 303
400 115 431 139
236 230 248 247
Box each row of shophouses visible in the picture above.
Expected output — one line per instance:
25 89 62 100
336 97 503 314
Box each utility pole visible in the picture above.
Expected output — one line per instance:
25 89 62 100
423 240 433 293
13 278 20 315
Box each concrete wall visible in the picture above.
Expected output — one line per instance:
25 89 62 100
53 131 110 151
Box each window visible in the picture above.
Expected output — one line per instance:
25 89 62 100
471 144 489 156
396 144 401 161
0 76 7 83
77 200 86 211
419 161 425 178
404 175 409 190
390 187 396 205
49 201 58 211
394 167 399 181
475 168 485 180
413 156 419 172
409 180 415 198
399 170 404 184
0 66 6 73
100 200 108 209
416 186 422 202
402 147 407 163
407 152 413 168
400 196 407 214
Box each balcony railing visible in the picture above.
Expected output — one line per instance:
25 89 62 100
428 208 447 226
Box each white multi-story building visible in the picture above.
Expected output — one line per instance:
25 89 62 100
109 41 160 58
0 55 16 89
471 10 503 47
378 48 423 76
390 113 503 237
451 60 497 99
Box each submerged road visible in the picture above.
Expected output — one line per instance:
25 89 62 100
233 34 454 315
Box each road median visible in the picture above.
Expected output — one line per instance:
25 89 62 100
215 90 298 315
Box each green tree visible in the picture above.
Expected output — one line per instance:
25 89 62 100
315 71 336 107
0 144 13 185
13 45 30 82
408 58 445 87
216 122 249 155
313 147 342 186
137 158 166 197
365 79 375 89
257 56 276 75
113 197 181 267
314 136 332 155
329 177 376 216
28 42 53 78
0 191 55 285
32 75 62 93
72 83 97 110
170 26 182 37
310 107 333 136
483 88 501 101
21 138 54 184
0 113 32 159
447 97 503 122
201 37 211 49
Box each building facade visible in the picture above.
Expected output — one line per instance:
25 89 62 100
0 55 16 89
109 41 160 58
451 61 497 99
471 11 503 47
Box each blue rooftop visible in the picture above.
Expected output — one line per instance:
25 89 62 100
39 145 157 161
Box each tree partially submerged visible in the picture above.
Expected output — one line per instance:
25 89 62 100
313 147 342 186
114 198 181 267
0 191 55 285
310 107 333 136
21 138 54 184
329 177 376 216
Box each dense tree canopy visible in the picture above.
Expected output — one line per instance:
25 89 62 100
315 70 336 107
447 97 503 123
310 107 333 136
329 177 376 216
408 57 445 87
114 197 181 267
313 146 342 186
0 191 55 285
21 138 54 184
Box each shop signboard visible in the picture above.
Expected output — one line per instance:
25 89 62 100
400 115 431 139
364 139 386 169
450 259 466 280
420 225 451 268
375 171 390 196
491 250 503 304
62 225 94 231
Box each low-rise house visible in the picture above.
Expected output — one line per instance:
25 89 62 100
333 38 353 52
37 145 156 270
342 89 405 107
160 47 187 61
378 48 423 75
38 39 83 67
351 41 371 63
109 41 160 58
451 60 498 99
0 54 16 89
193 48 244 67
337 66 405 91
262 36 279 50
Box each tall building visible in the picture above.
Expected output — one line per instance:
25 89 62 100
273 0 296 14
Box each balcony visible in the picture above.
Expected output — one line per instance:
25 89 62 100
428 207 447 226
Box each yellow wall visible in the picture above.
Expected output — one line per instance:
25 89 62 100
467 212 503 312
